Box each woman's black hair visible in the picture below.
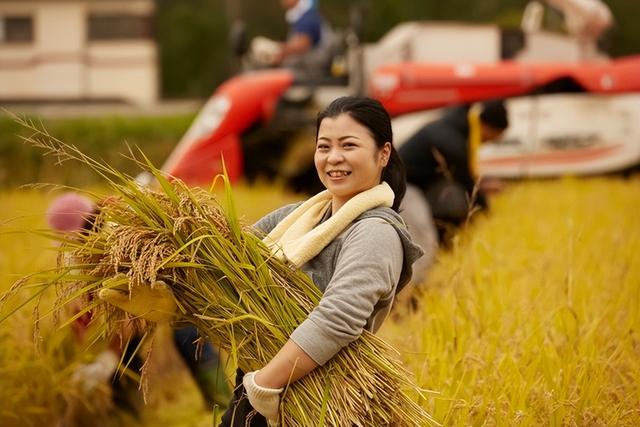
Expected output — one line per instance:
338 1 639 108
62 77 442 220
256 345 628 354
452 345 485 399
316 96 406 211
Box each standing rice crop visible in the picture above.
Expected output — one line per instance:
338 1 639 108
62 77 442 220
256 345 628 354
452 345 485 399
381 177 640 425
4 115 437 426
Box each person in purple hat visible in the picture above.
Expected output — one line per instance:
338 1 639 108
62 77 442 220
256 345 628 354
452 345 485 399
47 192 231 414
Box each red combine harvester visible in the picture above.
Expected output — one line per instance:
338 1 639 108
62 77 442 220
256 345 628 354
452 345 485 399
155 0 640 192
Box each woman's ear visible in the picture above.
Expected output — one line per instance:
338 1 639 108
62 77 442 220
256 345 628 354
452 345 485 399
380 142 391 167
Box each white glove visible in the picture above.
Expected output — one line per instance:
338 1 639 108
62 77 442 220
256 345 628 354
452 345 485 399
250 36 282 65
71 349 120 392
243 371 283 426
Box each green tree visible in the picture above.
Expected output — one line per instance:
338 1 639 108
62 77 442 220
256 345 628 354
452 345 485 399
155 0 232 98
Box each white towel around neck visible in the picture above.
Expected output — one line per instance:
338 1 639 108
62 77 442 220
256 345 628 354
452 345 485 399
263 182 395 267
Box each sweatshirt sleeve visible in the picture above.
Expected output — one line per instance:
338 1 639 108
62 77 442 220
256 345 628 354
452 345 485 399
252 202 301 234
289 218 403 365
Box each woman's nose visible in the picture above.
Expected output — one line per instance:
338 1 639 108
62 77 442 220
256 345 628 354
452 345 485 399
327 148 344 163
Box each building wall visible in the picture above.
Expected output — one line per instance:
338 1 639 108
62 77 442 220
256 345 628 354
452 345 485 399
0 0 158 105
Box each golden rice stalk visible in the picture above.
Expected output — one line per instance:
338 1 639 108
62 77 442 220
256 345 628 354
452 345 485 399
8 113 438 426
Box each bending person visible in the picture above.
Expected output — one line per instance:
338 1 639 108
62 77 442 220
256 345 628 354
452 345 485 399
398 100 509 243
46 193 231 412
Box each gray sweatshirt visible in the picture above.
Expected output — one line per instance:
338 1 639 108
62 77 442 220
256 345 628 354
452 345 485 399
254 203 424 365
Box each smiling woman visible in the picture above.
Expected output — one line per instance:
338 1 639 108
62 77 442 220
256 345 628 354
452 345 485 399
212 96 424 426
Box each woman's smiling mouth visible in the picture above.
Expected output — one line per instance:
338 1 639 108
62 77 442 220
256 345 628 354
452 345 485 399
327 170 351 178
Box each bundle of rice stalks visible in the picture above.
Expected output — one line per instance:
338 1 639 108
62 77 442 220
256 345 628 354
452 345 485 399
7 115 437 426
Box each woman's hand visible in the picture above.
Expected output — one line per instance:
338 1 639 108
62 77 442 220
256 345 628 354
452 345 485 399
243 371 283 425
244 340 319 424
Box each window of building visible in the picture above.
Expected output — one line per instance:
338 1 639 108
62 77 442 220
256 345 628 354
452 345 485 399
88 14 153 41
0 16 34 43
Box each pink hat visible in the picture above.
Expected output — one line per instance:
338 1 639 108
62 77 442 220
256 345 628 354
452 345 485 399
46 192 96 232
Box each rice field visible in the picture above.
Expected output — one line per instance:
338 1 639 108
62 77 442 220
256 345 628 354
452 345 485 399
1 176 639 426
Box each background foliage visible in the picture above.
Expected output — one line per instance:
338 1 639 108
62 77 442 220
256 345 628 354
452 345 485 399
0 114 194 187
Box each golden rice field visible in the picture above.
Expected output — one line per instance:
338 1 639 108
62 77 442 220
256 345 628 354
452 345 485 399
1 177 639 426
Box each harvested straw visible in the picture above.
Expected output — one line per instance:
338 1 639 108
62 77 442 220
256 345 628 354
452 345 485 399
11 115 437 426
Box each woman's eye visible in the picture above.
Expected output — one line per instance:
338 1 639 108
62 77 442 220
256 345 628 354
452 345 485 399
316 144 329 151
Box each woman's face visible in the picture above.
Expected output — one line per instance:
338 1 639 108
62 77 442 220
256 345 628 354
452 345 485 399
315 113 390 210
